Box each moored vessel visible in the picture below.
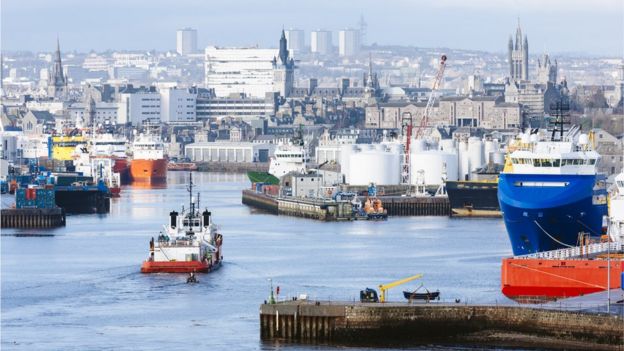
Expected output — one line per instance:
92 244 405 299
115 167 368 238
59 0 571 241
141 174 223 273
130 133 167 183
246 126 308 185
446 179 500 217
498 123 608 255
501 169 624 302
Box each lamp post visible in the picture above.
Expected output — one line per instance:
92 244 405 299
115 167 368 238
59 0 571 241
268 278 275 304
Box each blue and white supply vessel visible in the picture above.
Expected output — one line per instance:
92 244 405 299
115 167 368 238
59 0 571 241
498 126 608 255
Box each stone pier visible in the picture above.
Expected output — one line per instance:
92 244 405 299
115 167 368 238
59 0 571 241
260 301 623 350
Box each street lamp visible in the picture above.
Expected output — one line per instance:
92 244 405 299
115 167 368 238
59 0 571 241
268 278 275 304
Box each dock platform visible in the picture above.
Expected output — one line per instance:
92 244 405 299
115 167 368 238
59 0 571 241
242 190 451 219
1 208 66 228
260 300 623 350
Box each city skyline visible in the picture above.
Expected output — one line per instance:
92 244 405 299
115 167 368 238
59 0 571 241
1 0 623 56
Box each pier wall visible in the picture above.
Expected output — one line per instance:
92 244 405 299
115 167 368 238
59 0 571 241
260 302 623 349
1 208 66 228
242 189 278 214
380 196 450 216
243 190 450 219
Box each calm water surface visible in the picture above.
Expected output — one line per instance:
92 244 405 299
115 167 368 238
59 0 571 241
2 172 513 350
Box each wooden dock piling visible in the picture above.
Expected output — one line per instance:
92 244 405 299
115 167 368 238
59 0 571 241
1 208 66 228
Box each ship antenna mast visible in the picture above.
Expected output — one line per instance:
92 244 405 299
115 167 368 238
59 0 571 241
188 172 194 216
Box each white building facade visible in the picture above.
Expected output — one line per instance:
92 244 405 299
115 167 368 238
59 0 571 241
176 28 198 55
338 29 360 57
185 141 275 163
204 47 278 98
285 29 305 54
311 30 332 55
160 88 196 123
118 92 161 126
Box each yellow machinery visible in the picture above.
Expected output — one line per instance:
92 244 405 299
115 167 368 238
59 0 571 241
51 135 86 161
378 274 423 303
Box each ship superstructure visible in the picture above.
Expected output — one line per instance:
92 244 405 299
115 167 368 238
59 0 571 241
141 174 223 273
499 129 608 255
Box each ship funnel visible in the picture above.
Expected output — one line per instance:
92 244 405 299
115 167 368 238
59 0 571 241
202 210 211 227
170 211 178 228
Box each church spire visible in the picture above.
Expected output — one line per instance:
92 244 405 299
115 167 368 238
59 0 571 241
48 36 67 99
367 53 374 88
279 29 288 65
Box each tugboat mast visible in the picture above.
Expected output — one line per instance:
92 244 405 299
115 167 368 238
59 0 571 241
188 172 194 216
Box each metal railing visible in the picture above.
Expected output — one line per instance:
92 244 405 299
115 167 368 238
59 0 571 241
515 242 623 260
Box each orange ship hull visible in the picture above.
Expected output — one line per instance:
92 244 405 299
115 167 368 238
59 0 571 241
140 260 221 273
502 258 623 301
130 158 168 182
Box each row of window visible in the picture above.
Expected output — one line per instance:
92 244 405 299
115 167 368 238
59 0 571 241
276 154 303 158
511 158 597 167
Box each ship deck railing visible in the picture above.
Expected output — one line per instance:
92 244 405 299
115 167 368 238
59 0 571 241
514 242 623 260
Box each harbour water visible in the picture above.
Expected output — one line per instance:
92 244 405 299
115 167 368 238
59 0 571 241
1 172 513 350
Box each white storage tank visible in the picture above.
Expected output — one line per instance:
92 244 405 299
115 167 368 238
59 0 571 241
339 144 358 183
348 149 401 185
467 137 484 176
458 139 470 181
410 149 459 186
490 151 505 165
412 138 426 152
439 139 455 152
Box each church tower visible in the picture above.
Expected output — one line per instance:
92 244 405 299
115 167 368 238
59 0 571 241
537 54 558 85
364 53 379 104
48 37 68 99
508 20 529 82
273 30 295 98
85 96 96 126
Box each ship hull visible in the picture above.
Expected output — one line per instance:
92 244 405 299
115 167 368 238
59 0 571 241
498 173 607 255
113 158 130 184
130 158 168 182
55 189 110 214
140 260 221 273
446 180 500 217
502 257 623 302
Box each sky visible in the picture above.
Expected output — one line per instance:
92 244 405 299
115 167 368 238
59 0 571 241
1 0 623 56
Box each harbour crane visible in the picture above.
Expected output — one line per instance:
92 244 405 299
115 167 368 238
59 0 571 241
415 55 447 139
360 274 424 303
400 55 447 185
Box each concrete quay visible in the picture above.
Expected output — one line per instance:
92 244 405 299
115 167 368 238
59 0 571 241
242 190 451 219
259 300 624 350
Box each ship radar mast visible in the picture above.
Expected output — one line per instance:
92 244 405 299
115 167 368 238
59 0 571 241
549 97 570 142
187 172 194 217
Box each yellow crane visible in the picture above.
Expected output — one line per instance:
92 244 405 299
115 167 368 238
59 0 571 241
378 274 423 303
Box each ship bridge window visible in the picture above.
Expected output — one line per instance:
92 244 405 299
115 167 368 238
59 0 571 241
589 159 596 165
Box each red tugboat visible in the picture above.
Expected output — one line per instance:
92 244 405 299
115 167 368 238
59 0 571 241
140 173 223 273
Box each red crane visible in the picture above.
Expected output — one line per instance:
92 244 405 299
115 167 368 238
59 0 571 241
400 54 447 185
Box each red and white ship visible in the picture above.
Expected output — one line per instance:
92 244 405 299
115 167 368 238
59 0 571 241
141 174 223 273
501 171 624 302
91 133 130 185
130 133 167 183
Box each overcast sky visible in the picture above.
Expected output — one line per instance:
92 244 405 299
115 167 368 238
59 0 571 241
1 0 623 56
